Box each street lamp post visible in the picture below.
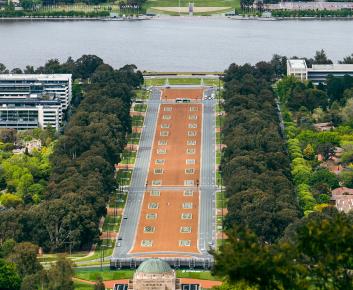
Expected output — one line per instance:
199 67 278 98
100 241 103 271
100 243 109 271
114 193 118 224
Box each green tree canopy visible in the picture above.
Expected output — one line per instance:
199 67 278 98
308 168 339 190
215 208 353 290
0 259 21 290
7 242 42 277
45 256 74 290
313 49 333 65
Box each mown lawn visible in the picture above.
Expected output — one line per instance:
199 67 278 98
134 104 147 112
128 132 141 145
216 104 224 113
216 132 224 145
75 269 219 281
116 170 132 188
176 270 220 280
216 171 222 188
38 252 88 263
216 149 221 164
102 215 121 232
204 78 223 86
168 78 201 85
144 78 166 86
120 150 137 164
74 243 114 263
75 269 134 281
145 0 239 8
216 190 227 208
132 115 144 127
134 89 150 100
216 114 225 128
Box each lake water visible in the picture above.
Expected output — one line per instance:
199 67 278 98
0 17 353 71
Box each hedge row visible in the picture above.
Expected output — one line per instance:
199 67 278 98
285 121 316 215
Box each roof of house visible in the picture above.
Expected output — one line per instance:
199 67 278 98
331 196 353 213
313 122 334 131
332 187 353 196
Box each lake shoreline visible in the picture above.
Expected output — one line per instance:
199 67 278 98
1 14 353 21
0 16 151 21
1 17 353 71
228 15 353 21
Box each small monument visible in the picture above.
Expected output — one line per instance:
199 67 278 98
189 2 194 16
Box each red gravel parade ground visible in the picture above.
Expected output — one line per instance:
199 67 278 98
130 88 204 255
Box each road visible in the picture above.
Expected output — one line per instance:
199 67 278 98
111 86 216 266
199 99 217 255
111 87 161 259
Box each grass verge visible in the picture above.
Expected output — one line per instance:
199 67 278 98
132 115 144 127
74 269 219 281
216 190 227 208
216 149 221 165
134 104 147 112
128 132 141 145
102 215 121 232
216 104 224 113
204 78 223 87
75 269 134 281
168 78 201 85
74 242 114 263
144 78 166 86
135 89 151 100
144 0 240 9
216 115 225 128
120 150 137 165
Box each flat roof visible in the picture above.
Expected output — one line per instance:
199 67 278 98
310 64 353 72
0 74 72 81
287 59 307 70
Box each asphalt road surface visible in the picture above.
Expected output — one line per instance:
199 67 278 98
112 87 160 259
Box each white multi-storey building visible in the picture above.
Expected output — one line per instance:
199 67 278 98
287 59 353 84
0 98 61 131
0 74 72 110
0 74 72 131
286 59 307 81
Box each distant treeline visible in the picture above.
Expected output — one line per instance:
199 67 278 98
0 55 144 251
272 9 353 18
220 60 301 243
0 10 109 17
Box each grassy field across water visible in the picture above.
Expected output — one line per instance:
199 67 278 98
144 0 240 9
